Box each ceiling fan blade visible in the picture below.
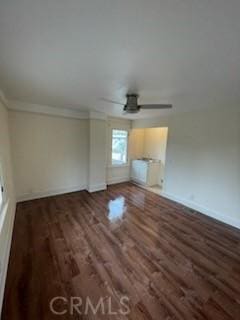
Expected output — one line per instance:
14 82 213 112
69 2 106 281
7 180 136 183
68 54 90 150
100 98 125 106
140 104 172 109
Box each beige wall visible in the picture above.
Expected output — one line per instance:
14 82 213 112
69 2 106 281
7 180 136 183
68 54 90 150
129 127 168 185
129 128 168 162
88 118 107 191
143 128 168 164
143 127 168 185
129 128 145 160
0 99 16 311
9 111 131 198
133 109 240 228
10 111 89 201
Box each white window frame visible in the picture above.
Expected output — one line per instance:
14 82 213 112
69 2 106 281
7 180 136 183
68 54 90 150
111 129 129 167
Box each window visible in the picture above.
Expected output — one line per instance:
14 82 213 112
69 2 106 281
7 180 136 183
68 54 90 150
111 129 128 165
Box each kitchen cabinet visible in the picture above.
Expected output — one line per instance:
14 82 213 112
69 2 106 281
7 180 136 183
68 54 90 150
131 160 161 186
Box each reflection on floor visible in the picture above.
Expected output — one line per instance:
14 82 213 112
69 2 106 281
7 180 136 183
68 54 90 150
3 182 240 319
131 181 162 195
108 196 127 222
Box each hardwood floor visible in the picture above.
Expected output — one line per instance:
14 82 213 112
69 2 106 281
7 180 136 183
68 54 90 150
2 182 240 319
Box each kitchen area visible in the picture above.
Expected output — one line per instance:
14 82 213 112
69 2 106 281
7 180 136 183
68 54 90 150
129 127 168 194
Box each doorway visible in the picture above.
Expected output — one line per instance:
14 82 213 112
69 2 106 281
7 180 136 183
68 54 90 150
129 127 169 195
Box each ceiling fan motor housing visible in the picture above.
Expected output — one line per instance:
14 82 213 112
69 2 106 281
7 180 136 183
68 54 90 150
124 94 140 113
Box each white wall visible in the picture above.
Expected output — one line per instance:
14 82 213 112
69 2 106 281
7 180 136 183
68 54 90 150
107 117 132 185
10 111 89 201
88 118 107 192
9 110 132 200
133 109 240 228
0 97 16 312
6 102 240 232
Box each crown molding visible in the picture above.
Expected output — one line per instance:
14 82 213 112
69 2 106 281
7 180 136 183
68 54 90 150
8 100 90 120
8 100 109 120
1 95 118 121
89 111 107 120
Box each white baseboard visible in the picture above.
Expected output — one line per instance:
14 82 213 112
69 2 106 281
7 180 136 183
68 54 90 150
87 183 107 193
107 176 130 185
17 185 87 202
0 200 16 315
161 191 240 230
130 177 146 186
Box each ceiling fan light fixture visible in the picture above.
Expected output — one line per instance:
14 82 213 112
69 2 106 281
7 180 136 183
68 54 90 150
123 104 140 113
101 92 172 114
126 94 138 105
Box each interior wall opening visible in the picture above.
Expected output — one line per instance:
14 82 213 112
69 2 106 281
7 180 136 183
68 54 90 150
129 127 169 194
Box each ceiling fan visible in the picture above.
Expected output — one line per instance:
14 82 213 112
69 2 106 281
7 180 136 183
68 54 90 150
101 94 172 114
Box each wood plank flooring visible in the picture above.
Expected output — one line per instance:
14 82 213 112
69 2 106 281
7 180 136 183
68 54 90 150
2 182 240 319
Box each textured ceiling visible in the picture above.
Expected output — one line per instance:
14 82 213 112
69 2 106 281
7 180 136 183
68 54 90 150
1 0 240 119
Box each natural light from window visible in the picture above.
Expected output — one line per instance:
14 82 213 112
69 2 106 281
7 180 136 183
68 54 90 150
112 129 128 166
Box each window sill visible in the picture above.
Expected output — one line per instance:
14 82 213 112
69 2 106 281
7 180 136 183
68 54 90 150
108 164 130 168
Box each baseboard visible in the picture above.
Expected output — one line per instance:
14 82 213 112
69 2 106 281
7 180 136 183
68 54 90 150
161 191 240 230
130 178 146 186
107 177 130 185
87 183 107 193
17 185 87 202
0 201 16 316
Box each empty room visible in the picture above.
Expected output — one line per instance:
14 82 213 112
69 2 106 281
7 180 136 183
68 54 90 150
0 0 240 319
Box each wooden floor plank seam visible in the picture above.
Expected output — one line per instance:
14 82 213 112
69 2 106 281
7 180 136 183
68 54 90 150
2 182 240 319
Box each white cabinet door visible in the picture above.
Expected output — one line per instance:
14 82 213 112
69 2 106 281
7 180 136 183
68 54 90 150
131 160 161 186
131 160 148 184
138 162 148 183
147 163 161 186
131 161 139 180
